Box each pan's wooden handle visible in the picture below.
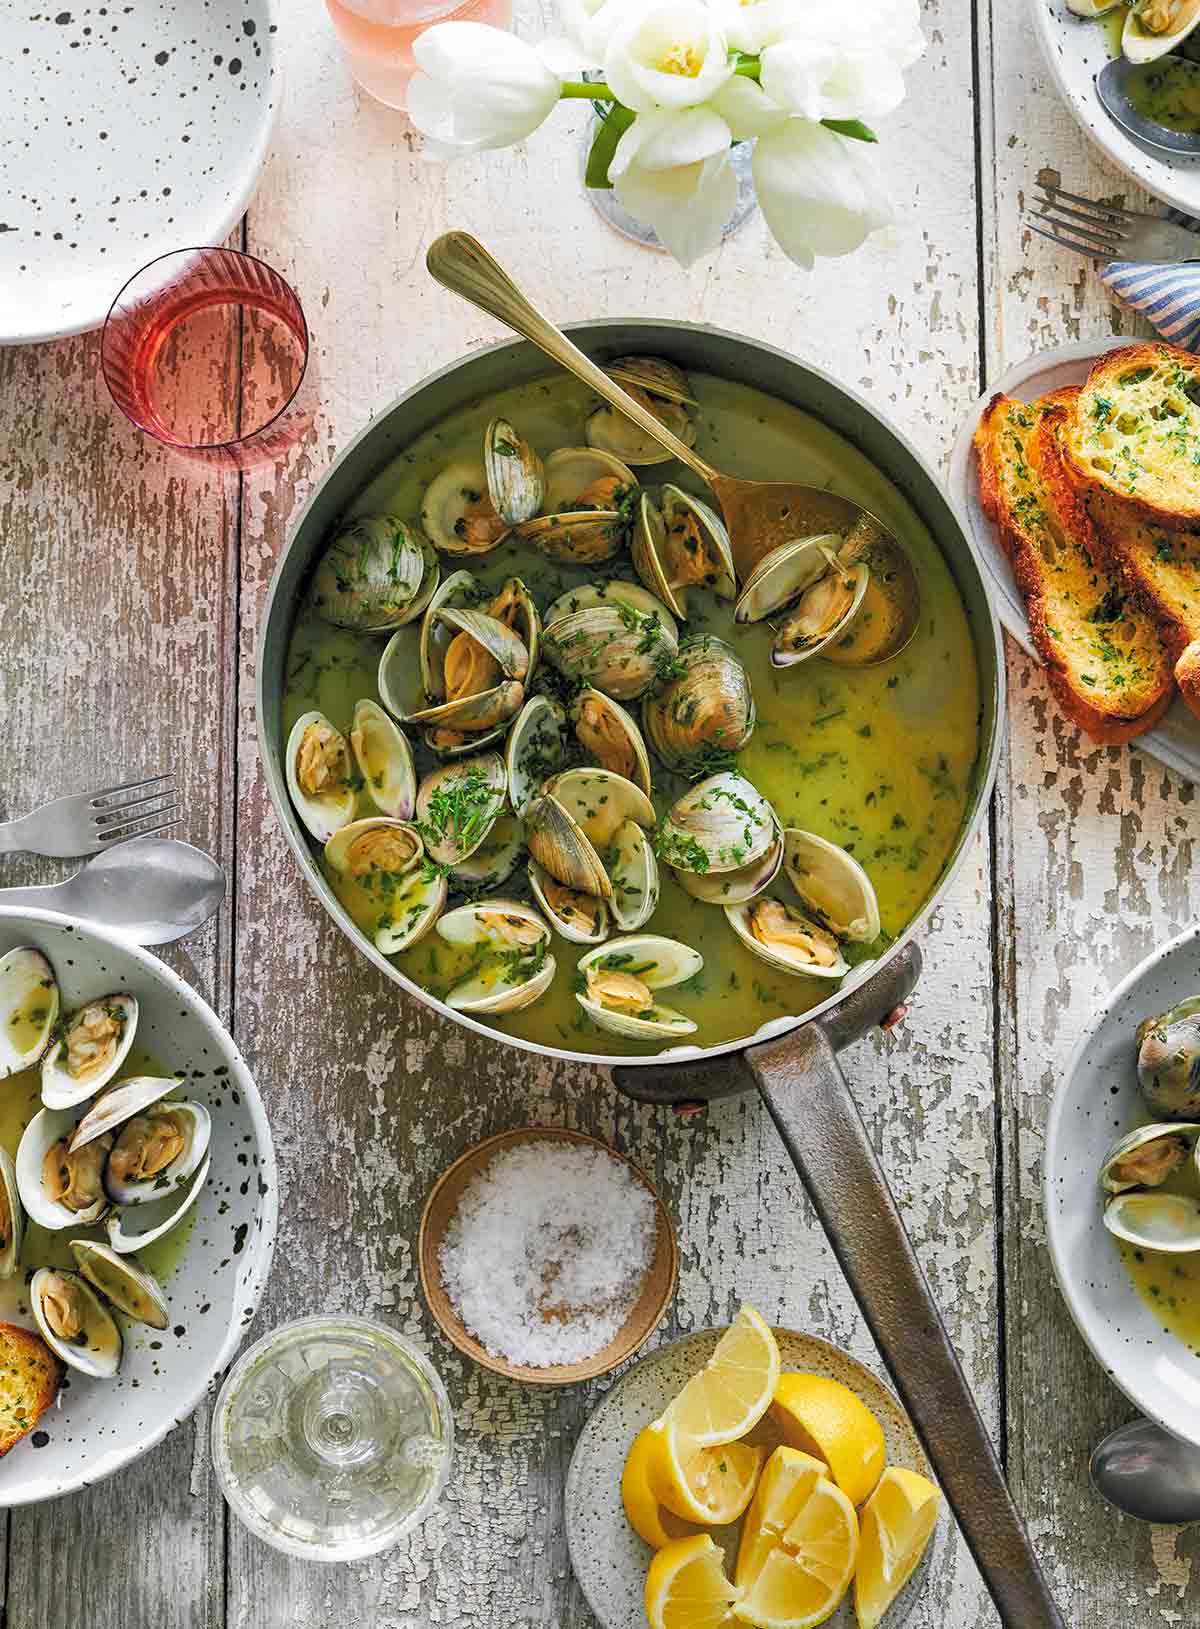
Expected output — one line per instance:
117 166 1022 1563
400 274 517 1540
747 1020 1064 1629
425 232 718 483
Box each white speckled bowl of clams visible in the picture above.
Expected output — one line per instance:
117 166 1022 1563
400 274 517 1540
0 909 276 1505
1046 923 1200 1448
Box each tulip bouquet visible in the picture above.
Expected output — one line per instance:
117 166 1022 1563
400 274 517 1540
407 0 924 268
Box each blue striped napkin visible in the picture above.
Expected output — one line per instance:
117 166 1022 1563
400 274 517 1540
1100 211 1200 350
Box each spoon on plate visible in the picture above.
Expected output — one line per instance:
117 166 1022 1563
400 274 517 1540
425 230 921 665
0 837 225 945
1097 56 1200 155
1090 1416 1200 1523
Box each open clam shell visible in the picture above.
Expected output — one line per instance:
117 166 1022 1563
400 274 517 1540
569 688 652 797
0 947 60 1079
436 900 555 1014
658 772 778 875
542 583 679 702
783 831 880 944
325 817 442 953
17 1106 111 1229
0 944 59 1081
421 459 509 556
526 793 612 899
415 753 507 868
326 816 424 880
1099 1123 1200 1195
0 1149 24 1279
31 1267 122 1378
1137 1001 1200 1119
506 694 566 816
66 1075 211 1208
70 1238 169 1330
1103 1190 1200 1252
606 819 660 933
402 608 527 734
417 569 479 702
586 357 697 466
447 812 525 891
106 1155 210 1255
486 576 541 677
285 711 357 843
549 767 656 849
725 898 850 981
41 992 138 1110
735 534 843 624
515 447 636 566
575 935 702 1040
815 518 921 668
484 418 544 525
350 699 416 820
311 515 437 632
674 833 784 906
528 860 611 944
633 485 736 619
642 636 755 773
1123 0 1200 64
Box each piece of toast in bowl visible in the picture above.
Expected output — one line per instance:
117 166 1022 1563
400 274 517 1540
975 389 1174 743
1085 485 1200 722
0 1323 62 1457
1061 341 1200 528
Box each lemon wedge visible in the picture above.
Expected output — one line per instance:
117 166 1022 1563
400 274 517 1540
623 1426 708 1549
770 1373 885 1508
646 1534 741 1629
733 1459 859 1629
662 1304 781 1448
653 1424 765 1524
853 1467 941 1629
735 1446 829 1595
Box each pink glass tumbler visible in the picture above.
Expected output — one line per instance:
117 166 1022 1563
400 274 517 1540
101 247 313 471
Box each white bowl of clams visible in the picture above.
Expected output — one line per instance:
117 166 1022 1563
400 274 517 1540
0 910 276 1504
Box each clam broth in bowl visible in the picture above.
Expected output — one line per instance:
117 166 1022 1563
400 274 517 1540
0 911 276 1505
278 358 984 1059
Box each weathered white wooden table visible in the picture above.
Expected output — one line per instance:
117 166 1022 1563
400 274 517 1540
1 2 1197 1623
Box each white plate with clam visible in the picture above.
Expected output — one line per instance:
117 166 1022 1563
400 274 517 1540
0 912 276 1503
1046 922 1200 1446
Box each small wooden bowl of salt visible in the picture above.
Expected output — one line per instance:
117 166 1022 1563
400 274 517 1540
419 1127 678 1385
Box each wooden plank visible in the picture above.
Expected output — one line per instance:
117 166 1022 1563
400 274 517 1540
226 3 996 1625
0 307 239 1626
981 5 1200 1622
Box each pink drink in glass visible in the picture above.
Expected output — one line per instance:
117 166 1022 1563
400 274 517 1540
325 0 514 110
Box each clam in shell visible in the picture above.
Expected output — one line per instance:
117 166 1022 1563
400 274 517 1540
575 936 703 1041
725 898 850 981
585 357 698 466
436 900 556 1014
0 947 60 1080
415 753 508 868
311 515 438 632
31 1267 122 1379
642 637 755 774
632 486 736 619
286 711 357 844
350 699 416 821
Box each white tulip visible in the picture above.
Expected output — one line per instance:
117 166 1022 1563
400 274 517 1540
714 0 807 55
407 23 563 157
709 75 788 140
559 0 642 65
752 118 892 268
609 106 736 265
604 1 734 114
759 1 924 122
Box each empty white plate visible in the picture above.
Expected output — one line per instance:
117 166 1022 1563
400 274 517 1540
1 0 280 345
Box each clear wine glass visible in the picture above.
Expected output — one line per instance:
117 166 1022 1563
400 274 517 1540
212 1315 453 1561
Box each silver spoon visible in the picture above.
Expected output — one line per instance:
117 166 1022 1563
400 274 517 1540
1090 1416 1200 1523
1097 56 1200 156
0 837 225 946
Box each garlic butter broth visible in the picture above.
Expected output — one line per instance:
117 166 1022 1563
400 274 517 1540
282 371 982 1054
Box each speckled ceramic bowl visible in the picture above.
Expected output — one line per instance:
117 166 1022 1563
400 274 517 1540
565 1328 941 1629
0 908 277 1505
1046 923 1200 1449
2 0 280 343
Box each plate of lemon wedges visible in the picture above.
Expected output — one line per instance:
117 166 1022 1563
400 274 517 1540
565 1305 942 1629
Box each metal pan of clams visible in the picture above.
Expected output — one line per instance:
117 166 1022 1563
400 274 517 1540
256 323 1084 1629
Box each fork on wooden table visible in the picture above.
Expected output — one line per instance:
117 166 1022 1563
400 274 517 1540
1027 181 1200 262
0 774 179 858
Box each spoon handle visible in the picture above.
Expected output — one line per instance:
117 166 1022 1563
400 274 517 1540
426 232 719 483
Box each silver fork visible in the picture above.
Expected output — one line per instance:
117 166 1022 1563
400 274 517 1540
0 774 179 858
1027 181 1200 263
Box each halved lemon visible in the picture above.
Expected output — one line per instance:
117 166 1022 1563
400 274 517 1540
853 1467 941 1629
770 1373 885 1508
646 1533 741 1629
650 1424 765 1524
735 1446 829 1594
662 1304 781 1448
733 1470 859 1629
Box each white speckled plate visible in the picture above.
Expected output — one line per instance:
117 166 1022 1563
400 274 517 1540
565 1328 940 1629
948 336 1200 785
1031 0 1200 218
0 908 277 1505
1046 923 1200 1449
1 0 280 345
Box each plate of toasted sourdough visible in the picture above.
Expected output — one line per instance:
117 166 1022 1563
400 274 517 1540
951 338 1200 781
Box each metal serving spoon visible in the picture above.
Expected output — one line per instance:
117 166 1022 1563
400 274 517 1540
0 837 225 945
1091 1416 1200 1523
425 231 921 663
1097 56 1200 155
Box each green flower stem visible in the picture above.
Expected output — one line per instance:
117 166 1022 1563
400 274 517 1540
560 80 617 99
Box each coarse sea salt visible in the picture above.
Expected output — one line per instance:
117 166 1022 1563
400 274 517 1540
438 1141 657 1368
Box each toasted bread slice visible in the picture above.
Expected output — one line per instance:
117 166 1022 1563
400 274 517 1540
0 1322 62 1457
975 390 1174 742
1061 341 1200 528
1085 485 1200 721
